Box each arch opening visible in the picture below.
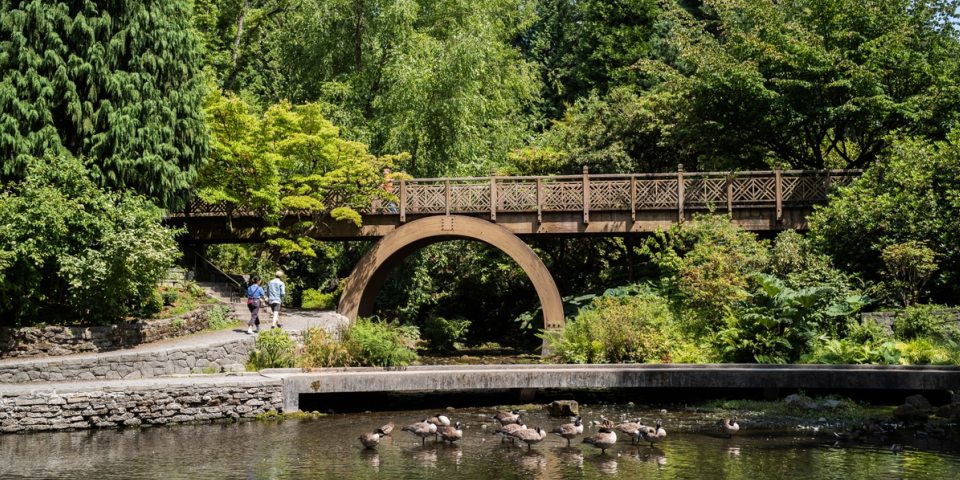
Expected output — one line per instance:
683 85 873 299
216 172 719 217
338 216 564 343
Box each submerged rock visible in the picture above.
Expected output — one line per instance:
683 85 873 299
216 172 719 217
904 395 933 414
892 404 929 422
935 403 960 421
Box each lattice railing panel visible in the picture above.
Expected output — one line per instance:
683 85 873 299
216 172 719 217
732 177 776 204
406 184 446 213
684 178 726 205
450 184 490 212
782 176 826 203
636 179 679 208
498 183 538 211
829 175 856 188
543 182 583 210
590 180 631 209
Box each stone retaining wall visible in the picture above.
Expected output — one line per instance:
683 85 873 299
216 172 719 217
0 305 224 359
0 377 282 433
862 309 960 334
0 337 256 384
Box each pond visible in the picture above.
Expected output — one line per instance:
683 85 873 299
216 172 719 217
2 407 957 479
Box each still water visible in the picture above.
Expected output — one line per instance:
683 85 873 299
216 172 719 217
2 408 958 479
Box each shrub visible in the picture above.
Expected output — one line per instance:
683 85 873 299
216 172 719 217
138 290 164 318
247 329 296 370
543 295 673 364
301 289 337 310
893 304 957 341
161 290 180 306
882 241 940 307
801 339 901 365
207 305 234 331
171 319 185 331
341 318 419 367
844 317 889 344
295 327 354 368
0 156 180 326
423 317 471 352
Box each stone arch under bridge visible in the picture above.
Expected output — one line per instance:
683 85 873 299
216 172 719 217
338 216 564 348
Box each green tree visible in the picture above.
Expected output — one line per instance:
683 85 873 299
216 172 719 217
641 0 960 170
0 0 209 210
809 134 960 303
881 241 940 307
200 89 407 257
0 156 180 326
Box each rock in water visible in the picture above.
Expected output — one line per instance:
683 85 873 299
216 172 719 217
547 400 579 417
893 404 929 422
904 395 933 414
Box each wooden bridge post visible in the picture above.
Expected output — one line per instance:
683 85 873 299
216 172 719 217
630 175 636 221
445 179 451 216
775 161 783 222
582 166 590 224
400 178 407 223
537 178 543 223
490 168 497 222
677 164 685 223
726 173 733 212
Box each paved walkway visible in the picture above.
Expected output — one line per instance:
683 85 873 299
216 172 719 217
0 308 347 367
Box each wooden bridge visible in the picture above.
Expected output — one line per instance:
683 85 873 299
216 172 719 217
168 167 860 342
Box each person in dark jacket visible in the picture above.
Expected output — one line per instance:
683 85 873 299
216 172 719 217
246 276 265 334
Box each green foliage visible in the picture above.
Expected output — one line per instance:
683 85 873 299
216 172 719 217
139 290 164 319
171 319 185 331
0 156 180 326
542 294 674 364
642 213 769 333
882 242 941 307
801 339 901 365
642 0 960 170
161 290 180 307
301 289 337 310
810 133 960 304
0 0 209 210
295 327 354 368
207 305 234 331
340 318 420 367
893 304 958 341
844 318 889 345
423 317 472 352
247 328 296 370
200 90 406 256
895 337 960 365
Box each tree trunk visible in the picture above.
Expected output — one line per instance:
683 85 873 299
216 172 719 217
354 0 364 73
226 0 249 91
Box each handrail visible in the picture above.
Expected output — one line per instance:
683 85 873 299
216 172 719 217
193 251 245 290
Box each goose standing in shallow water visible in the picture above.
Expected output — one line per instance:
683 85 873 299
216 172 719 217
402 420 438 444
614 418 648 445
426 414 451 427
379 422 394 435
641 420 666 447
495 419 526 444
598 415 616 429
718 416 739 438
359 429 385 449
437 421 464 444
551 416 583 446
493 410 521 426
582 428 618 454
510 426 547 449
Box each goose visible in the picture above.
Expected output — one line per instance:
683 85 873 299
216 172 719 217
640 420 666 447
890 444 903 453
402 421 438 445
598 415 616 429
495 420 527 444
582 427 618 454
509 426 547 449
359 429 385 449
717 416 739 438
437 421 464 444
864 423 885 435
550 416 584 446
426 414 451 427
493 410 521 426
379 422 395 435
833 430 863 441
614 418 648 445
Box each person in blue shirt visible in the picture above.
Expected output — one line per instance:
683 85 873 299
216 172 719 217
266 271 287 329
246 276 266 334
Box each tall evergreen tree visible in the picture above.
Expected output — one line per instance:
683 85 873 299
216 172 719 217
0 0 209 210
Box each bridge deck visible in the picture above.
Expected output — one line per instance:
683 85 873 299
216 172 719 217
267 364 960 412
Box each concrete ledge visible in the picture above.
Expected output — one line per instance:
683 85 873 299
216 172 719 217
271 364 960 411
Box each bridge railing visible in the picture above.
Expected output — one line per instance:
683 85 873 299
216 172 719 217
173 166 861 222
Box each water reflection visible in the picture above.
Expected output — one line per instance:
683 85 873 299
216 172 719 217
1 408 958 480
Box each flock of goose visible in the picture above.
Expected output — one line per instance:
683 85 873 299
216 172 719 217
358 411 741 453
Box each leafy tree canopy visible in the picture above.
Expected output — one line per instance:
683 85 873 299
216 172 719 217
641 0 960 170
0 0 209 210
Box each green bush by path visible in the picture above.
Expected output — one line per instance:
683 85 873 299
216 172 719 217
247 329 296 370
0 157 180 327
292 320 420 368
423 317 471 352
